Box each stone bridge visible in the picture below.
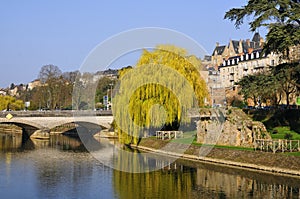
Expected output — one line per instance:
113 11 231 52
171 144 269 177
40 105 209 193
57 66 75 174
0 116 113 139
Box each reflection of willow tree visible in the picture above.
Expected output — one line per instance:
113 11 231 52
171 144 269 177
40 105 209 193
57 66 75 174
113 45 209 145
113 164 197 199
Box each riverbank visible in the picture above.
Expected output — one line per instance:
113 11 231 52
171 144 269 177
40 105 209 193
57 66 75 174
136 138 300 177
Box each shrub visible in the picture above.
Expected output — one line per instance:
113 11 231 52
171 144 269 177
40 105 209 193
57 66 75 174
227 109 232 115
284 132 293 140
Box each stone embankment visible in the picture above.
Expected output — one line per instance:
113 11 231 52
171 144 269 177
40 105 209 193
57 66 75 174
136 139 300 177
197 108 271 147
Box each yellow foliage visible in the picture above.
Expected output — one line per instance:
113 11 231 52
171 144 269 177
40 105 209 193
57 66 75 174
113 45 209 145
0 96 24 111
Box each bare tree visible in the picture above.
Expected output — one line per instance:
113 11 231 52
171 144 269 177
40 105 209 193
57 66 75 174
38 64 62 83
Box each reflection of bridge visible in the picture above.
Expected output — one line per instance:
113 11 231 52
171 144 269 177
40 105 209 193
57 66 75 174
0 116 113 139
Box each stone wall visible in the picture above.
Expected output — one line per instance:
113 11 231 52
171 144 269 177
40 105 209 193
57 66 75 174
196 108 270 147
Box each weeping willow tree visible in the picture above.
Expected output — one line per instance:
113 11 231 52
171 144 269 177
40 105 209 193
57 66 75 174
0 96 24 111
113 45 209 145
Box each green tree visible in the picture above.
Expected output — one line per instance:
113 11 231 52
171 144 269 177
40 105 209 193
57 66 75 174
237 75 260 106
237 73 282 106
225 0 300 59
272 62 300 105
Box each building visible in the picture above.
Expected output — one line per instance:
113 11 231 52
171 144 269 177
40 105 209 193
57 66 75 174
0 90 7 96
219 50 279 88
212 33 280 88
211 32 264 67
27 79 41 90
207 67 226 106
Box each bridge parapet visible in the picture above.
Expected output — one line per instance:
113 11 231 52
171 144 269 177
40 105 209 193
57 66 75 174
0 110 112 118
0 115 114 138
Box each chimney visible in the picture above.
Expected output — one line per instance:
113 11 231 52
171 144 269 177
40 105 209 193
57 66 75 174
260 37 264 47
246 39 250 46
216 42 219 47
248 48 253 54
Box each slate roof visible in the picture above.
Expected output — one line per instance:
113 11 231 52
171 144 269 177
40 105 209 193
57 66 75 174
252 32 261 43
212 45 226 56
242 41 249 54
232 40 240 54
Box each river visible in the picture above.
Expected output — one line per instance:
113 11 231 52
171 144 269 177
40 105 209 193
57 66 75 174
1 132 300 199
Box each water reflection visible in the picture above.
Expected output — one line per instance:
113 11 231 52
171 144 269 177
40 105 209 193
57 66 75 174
113 163 198 199
0 133 23 152
113 160 300 199
1 131 300 199
0 132 87 152
0 132 116 199
193 163 300 198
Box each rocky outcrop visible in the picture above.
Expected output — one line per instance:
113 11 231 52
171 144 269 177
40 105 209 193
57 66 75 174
196 108 271 147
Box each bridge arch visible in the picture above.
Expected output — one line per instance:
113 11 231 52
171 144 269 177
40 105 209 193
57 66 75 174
49 121 109 136
0 116 113 138
0 121 42 137
47 120 110 130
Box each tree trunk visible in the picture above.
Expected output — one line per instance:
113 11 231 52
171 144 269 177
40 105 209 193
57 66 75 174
286 91 290 106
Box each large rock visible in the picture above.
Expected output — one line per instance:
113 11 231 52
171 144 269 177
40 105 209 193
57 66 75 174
196 108 270 147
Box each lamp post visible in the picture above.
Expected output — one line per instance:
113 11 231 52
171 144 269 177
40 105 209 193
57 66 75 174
109 83 113 109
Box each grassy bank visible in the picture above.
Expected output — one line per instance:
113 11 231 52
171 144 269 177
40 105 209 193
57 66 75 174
138 137 300 172
271 126 300 140
246 109 300 135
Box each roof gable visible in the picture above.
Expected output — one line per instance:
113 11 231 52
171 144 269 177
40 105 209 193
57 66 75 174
212 45 226 56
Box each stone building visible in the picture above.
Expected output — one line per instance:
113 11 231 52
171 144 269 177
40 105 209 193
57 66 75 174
28 79 41 90
219 50 279 88
211 32 264 67
210 33 299 106
289 45 300 62
207 67 225 106
212 33 281 88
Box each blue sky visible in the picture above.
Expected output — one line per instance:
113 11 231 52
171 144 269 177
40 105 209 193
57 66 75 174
0 0 267 88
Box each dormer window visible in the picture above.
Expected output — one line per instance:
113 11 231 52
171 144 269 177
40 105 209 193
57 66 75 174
246 54 249 60
240 55 243 61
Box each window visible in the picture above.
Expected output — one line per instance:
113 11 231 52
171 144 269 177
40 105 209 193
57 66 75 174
271 60 275 66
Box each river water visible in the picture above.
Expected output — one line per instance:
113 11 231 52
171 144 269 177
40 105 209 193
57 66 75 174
1 132 300 199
